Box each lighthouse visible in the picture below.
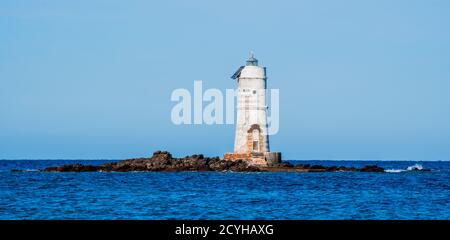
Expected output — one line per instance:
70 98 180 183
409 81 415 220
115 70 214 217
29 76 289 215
224 53 281 166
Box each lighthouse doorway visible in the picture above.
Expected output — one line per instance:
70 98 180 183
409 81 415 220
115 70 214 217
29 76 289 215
252 129 260 152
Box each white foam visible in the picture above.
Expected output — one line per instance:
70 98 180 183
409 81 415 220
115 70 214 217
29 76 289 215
385 169 406 173
407 164 423 171
385 163 425 173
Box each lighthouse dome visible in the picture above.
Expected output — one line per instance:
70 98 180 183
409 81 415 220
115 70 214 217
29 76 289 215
246 53 258 66
231 52 266 80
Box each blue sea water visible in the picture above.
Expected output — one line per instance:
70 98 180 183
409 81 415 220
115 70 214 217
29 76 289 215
0 160 449 220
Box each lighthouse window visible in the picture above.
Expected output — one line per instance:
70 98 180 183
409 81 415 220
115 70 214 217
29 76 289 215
252 90 256 94
253 141 259 151
252 129 260 152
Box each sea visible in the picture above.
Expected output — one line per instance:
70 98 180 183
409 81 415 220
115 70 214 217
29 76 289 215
1 160 449 220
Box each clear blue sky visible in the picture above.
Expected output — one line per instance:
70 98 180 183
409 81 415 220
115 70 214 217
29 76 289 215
1 0 449 160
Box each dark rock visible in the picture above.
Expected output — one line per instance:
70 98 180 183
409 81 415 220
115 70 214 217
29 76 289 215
294 164 310 169
327 166 339 171
268 162 293 168
310 165 327 170
43 164 100 172
359 165 385 172
31 151 385 173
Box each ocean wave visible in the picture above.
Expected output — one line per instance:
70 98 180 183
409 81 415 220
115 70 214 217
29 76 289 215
385 164 426 173
11 169 39 172
385 169 406 173
407 164 423 171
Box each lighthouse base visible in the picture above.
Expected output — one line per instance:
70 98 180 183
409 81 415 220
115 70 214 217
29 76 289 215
223 152 282 166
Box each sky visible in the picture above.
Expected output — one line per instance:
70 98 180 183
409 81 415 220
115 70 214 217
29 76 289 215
1 0 450 160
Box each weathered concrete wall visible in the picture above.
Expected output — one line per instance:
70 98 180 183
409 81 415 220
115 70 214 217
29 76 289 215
264 152 282 165
234 64 269 154
224 153 267 166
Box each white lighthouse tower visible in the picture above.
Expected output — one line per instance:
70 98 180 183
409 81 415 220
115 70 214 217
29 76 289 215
224 53 281 166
